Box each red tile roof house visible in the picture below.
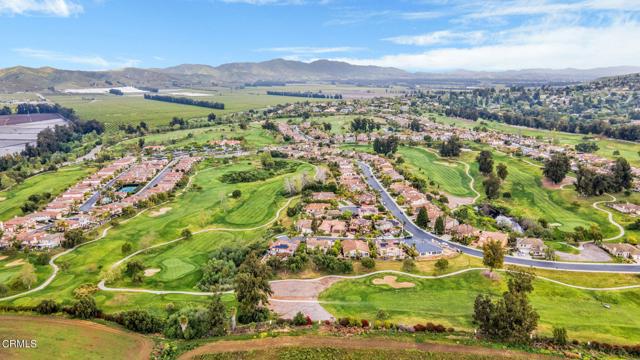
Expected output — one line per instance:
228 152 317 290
305 203 330 217
376 240 405 260
295 219 314 235
602 243 640 262
311 192 337 201
473 231 509 249
342 239 370 258
268 238 300 257
318 220 347 237
306 238 333 253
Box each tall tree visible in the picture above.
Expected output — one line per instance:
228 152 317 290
543 153 570 184
482 239 504 272
416 207 429 229
434 215 445 235
612 157 632 191
496 163 508 181
439 136 462 157
476 150 494 175
483 174 501 199
234 252 273 323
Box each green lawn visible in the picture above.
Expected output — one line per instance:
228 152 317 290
398 146 474 198
0 315 151 360
462 145 617 236
0 165 95 221
2 158 313 311
320 271 640 344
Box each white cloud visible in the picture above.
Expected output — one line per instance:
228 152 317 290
13 48 140 69
384 30 485 46
0 0 83 17
399 11 444 20
465 0 640 20
258 46 364 54
335 20 640 71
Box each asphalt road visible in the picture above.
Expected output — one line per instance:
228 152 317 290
357 161 640 273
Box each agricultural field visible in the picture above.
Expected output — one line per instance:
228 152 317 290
0 165 95 221
320 270 640 344
48 89 324 131
0 315 153 360
2 158 313 312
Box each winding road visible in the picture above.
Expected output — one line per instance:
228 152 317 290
357 161 640 273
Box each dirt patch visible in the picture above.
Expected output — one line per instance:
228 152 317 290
269 277 342 321
4 259 25 268
144 268 160 277
482 270 501 281
178 335 560 360
372 275 415 289
149 207 171 217
542 176 575 190
0 315 153 360
446 194 475 208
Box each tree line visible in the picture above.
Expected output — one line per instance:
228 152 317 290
143 94 224 109
266 91 342 99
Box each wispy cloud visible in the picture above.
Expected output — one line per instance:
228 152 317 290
0 0 83 17
464 0 640 20
13 48 140 69
384 30 485 46
399 11 444 20
335 19 640 71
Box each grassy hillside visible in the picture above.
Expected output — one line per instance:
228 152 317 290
0 165 95 221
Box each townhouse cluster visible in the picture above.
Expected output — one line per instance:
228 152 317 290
0 155 200 250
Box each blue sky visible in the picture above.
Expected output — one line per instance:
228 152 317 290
1 0 640 71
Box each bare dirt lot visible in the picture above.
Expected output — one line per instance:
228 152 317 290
269 277 342 321
178 335 561 360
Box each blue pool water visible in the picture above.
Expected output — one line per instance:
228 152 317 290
118 185 138 193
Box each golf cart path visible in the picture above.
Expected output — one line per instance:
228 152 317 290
592 193 625 241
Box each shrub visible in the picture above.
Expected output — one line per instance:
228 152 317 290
376 309 389 320
293 311 307 326
35 299 60 314
360 257 375 269
116 310 164 334
69 296 99 319
552 327 568 346
414 324 427 332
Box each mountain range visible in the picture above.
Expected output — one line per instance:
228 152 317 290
1 59 639 92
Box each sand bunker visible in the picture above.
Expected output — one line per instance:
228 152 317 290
149 207 171 217
372 276 415 289
434 161 458 168
4 259 25 268
144 268 161 277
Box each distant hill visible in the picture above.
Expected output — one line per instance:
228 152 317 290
1 59 640 92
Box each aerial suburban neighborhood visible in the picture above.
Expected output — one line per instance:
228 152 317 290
1 1 640 359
